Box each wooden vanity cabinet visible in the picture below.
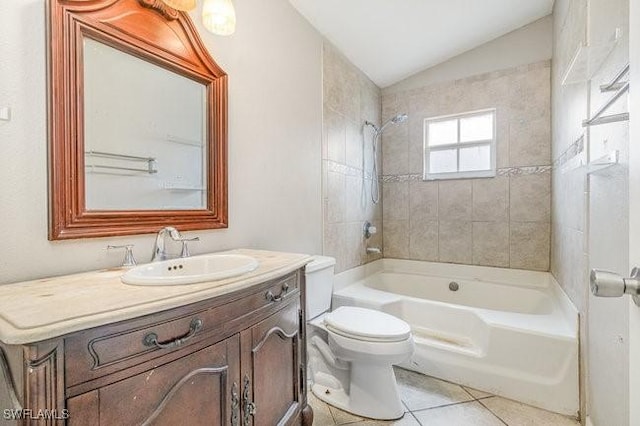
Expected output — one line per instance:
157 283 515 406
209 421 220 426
0 269 312 426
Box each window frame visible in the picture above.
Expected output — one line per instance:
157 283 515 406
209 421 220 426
423 108 497 181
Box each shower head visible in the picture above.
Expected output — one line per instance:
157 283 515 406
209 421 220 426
391 113 408 124
364 113 409 135
377 113 409 135
365 112 408 205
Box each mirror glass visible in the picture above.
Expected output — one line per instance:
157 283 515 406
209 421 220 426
83 38 208 211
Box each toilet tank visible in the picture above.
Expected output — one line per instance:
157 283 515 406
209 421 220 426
305 256 336 320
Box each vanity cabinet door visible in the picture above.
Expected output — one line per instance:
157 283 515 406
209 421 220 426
67 335 241 426
240 301 302 426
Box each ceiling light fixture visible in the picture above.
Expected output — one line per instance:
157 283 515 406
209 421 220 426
159 0 236 36
202 0 237 36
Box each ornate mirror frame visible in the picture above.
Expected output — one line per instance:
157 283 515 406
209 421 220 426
48 0 228 240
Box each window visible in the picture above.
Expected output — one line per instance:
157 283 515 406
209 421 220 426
424 109 496 180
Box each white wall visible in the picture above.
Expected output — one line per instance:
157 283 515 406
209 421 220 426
0 0 323 284
385 15 553 94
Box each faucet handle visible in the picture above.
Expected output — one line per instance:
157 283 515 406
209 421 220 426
178 237 200 258
107 244 137 267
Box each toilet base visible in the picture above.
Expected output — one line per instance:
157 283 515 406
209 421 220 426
311 363 405 420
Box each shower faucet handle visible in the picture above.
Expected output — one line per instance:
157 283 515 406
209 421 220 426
364 221 377 239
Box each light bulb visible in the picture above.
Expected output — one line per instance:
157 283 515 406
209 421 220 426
202 0 236 36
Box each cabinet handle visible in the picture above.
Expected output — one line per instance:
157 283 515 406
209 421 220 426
231 382 239 426
142 318 203 350
265 282 289 302
243 374 257 424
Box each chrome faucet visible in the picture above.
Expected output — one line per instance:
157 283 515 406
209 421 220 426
151 227 183 262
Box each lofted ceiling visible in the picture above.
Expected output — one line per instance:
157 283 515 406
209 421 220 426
289 0 554 88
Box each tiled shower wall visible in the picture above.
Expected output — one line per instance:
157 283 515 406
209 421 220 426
380 61 552 271
551 0 630 423
322 42 383 273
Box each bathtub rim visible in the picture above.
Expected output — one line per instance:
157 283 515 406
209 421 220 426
334 258 579 337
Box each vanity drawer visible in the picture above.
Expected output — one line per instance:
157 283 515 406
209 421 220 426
65 271 300 388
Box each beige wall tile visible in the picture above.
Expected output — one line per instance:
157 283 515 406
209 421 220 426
322 44 344 114
510 174 551 222
383 181 409 221
322 41 382 272
509 115 551 167
345 175 366 222
495 108 510 168
324 106 346 164
383 220 409 259
345 119 364 170
324 222 347 273
473 222 510 267
438 180 472 221
409 181 438 222
439 221 472 264
326 171 346 224
509 64 551 121
365 179 383 220
345 222 365 269
382 127 409 175
472 177 509 222
409 218 438 261
510 222 550 271
360 76 381 126
379 61 551 274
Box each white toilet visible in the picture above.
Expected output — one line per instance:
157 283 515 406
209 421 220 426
305 256 414 420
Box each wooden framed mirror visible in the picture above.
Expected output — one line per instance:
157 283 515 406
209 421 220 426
48 0 228 240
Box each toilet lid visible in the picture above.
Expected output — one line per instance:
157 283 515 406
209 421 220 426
324 306 411 342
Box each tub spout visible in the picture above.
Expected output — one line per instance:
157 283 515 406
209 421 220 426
366 247 382 254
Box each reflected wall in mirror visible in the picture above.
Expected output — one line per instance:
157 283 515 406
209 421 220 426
48 0 228 239
83 38 207 211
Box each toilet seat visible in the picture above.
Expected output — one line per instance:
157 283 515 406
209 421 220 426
324 306 411 342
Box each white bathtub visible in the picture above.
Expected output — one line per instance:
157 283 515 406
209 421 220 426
332 259 579 416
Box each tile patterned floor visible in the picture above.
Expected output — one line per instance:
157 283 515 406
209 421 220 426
308 368 580 426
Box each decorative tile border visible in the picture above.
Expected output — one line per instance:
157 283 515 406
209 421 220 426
325 160 376 180
381 174 421 183
381 165 552 183
553 135 585 169
497 165 552 176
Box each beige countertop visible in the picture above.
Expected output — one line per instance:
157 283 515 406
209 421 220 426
0 249 312 345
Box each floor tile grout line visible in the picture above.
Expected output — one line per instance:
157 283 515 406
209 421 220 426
407 410 425 426
461 386 477 400
477 397 509 426
408 398 482 414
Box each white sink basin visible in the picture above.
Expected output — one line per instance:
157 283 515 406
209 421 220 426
121 254 259 286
